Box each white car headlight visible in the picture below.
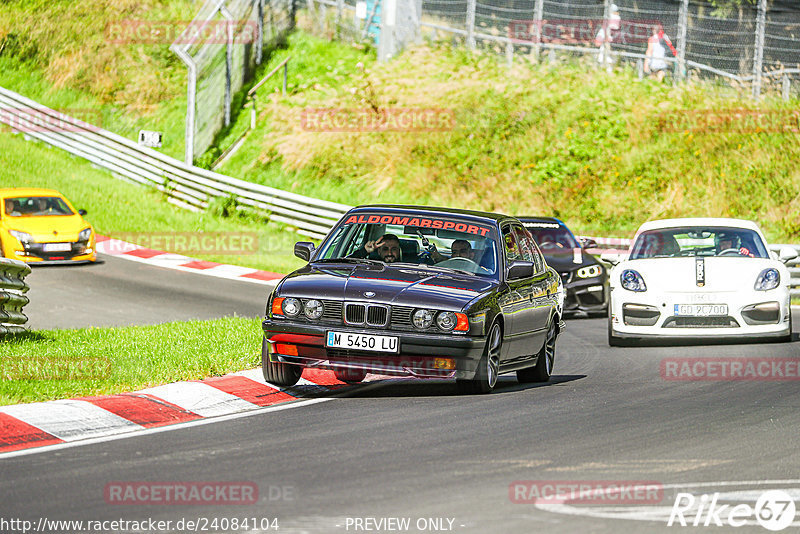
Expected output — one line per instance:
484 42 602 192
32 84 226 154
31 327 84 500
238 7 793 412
755 268 780 291
8 230 33 244
78 228 92 242
577 264 603 279
620 269 647 292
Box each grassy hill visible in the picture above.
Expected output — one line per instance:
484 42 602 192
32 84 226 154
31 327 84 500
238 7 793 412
1 5 799 242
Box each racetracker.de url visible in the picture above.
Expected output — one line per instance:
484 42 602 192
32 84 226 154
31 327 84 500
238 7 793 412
0 516 279 533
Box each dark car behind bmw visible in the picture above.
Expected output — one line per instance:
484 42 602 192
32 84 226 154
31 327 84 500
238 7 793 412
517 217 609 316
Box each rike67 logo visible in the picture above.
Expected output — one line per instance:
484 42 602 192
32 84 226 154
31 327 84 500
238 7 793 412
668 490 796 531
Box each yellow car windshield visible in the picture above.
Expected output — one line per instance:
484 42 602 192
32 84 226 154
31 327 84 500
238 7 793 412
5 196 74 217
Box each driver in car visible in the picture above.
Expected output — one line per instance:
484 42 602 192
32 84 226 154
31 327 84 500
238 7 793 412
450 239 476 260
351 234 404 263
716 232 753 257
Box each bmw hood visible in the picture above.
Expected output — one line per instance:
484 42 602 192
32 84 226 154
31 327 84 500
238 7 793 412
614 257 788 293
277 263 498 310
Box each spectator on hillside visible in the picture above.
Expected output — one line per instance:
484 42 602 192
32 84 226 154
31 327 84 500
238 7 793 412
644 24 677 82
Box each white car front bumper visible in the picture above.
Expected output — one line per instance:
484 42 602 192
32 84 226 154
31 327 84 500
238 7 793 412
609 288 791 339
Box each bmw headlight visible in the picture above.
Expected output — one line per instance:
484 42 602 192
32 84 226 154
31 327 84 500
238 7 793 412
303 299 324 319
576 264 603 279
412 309 434 329
755 268 780 291
436 311 457 331
78 228 92 242
9 230 33 244
620 269 647 292
282 297 302 317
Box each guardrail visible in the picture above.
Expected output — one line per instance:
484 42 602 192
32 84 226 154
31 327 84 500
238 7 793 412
0 86 350 240
0 258 31 335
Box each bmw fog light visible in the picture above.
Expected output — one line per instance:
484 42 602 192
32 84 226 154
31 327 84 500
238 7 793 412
412 309 434 329
304 299 324 319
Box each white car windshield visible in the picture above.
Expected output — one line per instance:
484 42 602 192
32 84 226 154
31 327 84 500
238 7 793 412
630 227 769 259
315 212 499 277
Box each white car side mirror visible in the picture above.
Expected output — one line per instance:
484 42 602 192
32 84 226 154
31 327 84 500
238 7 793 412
779 246 798 263
600 251 624 266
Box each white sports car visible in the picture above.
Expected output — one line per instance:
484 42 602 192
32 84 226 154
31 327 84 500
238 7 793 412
606 218 796 345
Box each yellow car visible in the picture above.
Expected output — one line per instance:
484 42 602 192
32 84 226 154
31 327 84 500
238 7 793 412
0 188 96 264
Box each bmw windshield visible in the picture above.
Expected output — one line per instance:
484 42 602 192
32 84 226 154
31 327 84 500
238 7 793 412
315 212 500 277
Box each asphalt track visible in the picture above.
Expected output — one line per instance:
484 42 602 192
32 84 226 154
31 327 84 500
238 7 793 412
23 254 271 330
3 280 799 534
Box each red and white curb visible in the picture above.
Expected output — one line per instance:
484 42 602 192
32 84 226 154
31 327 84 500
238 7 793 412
0 369 391 455
95 235 284 286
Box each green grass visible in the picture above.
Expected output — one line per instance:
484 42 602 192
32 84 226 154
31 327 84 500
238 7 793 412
0 317 262 406
0 132 308 273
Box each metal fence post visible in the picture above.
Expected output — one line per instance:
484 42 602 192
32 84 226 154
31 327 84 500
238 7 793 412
336 0 344 38
256 0 264 64
172 45 197 165
752 0 766 100
782 74 790 100
533 0 543 61
602 0 612 73
676 0 688 81
466 0 476 50
220 4 234 127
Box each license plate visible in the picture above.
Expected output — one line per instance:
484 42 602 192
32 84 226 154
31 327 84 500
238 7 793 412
674 304 728 316
326 331 399 353
43 243 72 252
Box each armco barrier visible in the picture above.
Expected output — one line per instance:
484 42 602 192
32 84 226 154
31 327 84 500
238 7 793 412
0 258 30 335
0 86 350 240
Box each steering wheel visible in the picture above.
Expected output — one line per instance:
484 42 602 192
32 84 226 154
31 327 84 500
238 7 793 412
718 248 740 256
438 257 483 273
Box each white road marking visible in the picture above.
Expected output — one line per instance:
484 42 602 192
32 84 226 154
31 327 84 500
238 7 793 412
139 381 260 417
0 380 390 459
0 400 143 441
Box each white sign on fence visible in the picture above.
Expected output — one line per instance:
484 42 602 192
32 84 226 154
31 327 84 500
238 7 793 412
138 130 163 148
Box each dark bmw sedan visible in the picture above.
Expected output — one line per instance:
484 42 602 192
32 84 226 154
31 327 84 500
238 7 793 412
262 205 565 394
517 217 609 316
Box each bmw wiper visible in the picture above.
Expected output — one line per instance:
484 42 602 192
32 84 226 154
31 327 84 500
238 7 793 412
313 257 384 265
395 262 476 276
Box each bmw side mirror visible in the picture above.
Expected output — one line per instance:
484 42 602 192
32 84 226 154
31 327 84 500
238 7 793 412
78 209 88 216
600 251 622 266
779 246 798 264
580 237 598 249
507 261 534 280
294 241 315 262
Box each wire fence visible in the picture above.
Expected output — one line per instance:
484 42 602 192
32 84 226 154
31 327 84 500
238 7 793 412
313 0 800 99
171 0 295 165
